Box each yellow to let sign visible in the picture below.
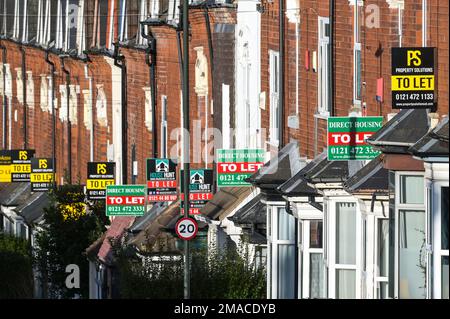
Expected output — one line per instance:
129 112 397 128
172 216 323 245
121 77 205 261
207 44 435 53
391 75 435 91
30 173 54 183
87 179 115 190
11 164 31 173
0 165 11 183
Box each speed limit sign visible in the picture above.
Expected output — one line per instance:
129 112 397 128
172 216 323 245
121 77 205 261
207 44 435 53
175 217 198 241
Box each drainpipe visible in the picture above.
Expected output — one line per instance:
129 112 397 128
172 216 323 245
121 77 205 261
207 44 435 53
60 56 72 184
422 0 427 47
141 24 158 159
329 0 335 116
21 46 27 149
0 43 7 149
44 50 56 189
279 0 285 149
84 63 94 162
113 43 128 185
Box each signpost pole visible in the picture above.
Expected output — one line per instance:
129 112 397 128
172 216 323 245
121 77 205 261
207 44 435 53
182 0 191 300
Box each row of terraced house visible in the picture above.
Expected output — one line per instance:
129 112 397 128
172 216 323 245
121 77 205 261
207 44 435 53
0 0 448 299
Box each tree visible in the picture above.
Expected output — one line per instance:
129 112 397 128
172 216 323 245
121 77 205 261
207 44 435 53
34 184 107 299
0 233 34 299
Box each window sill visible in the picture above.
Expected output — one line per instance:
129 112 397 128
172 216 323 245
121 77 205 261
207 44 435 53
314 112 330 120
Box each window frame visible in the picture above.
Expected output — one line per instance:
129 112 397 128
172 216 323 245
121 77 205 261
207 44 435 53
317 16 330 116
269 50 280 147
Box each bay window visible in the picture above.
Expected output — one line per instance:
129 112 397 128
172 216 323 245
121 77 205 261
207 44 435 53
268 206 296 299
376 218 389 298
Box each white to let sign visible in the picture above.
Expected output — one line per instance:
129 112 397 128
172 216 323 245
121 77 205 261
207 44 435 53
175 217 198 241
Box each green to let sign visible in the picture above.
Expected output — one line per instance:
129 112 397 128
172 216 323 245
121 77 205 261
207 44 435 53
327 117 383 161
217 149 265 187
106 185 146 216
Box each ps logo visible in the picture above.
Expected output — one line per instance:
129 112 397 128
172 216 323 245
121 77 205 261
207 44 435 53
19 151 28 160
407 50 422 67
39 159 48 169
97 163 107 174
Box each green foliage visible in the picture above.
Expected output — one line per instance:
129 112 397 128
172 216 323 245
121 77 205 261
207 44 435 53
0 233 33 299
115 243 266 299
34 185 107 299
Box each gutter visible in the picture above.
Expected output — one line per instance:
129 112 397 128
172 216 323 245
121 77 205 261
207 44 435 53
113 43 128 185
60 55 72 184
44 50 56 189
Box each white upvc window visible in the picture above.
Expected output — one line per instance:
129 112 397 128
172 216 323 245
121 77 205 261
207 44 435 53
13 0 26 40
327 199 362 299
353 0 362 106
394 172 427 299
317 17 330 116
374 216 389 298
299 219 326 299
432 184 449 299
1 0 15 38
269 50 280 147
267 205 296 299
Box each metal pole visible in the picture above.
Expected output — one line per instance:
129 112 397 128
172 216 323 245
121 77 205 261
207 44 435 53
182 0 191 300
279 0 285 149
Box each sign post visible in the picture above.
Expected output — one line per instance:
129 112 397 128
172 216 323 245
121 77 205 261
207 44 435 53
216 149 265 187
31 158 55 192
86 162 115 200
391 47 436 110
327 117 383 161
146 158 178 202
10 150 35 182
105 185 146 217
180 169 213 215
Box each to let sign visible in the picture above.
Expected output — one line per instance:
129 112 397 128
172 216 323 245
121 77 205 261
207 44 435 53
391 47 437 110
106 185 146 217
11 150 35 182
327 117 383 161
146 158 178 202
0 150 12 183
87 162 115 200
180 169 213 215
31 158 55 192
217 149 265 187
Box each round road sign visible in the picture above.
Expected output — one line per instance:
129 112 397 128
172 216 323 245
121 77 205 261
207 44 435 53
175 217 198 241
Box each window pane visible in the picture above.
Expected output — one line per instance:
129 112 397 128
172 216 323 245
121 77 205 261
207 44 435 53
336 269 356 299
277 244 295 299
355 49 361 100
278 208 295 241
442 256 449 299
5 0 14 37
336 202 356 265
50 0 58 43
310 253 325 298
378 219 389 277
27 0 39 42
442 187 449 250
400 176 424 204
377 282 389 299
67 0 79 50
98 0 109 47
399 210 426 299
310 221 323 249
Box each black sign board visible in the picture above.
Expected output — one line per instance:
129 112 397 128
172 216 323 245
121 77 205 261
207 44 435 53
180 169 214 215
391 47 437 110
11 150 35 182
86 162 115 200
31 158 55 192
146 158 178 202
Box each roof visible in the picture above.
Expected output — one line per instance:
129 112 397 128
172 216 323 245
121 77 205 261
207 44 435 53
246 142 301 190
85 233 106 261
304 154 353 184
128 202 168 234
0 182 31 206
230 194 266 225
16 192 50 224
130 200 181 248
409 117 449 158
367 109 429 154
200 187 252 221
97 216 135 265
278 152 327 196
344 156 389 194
